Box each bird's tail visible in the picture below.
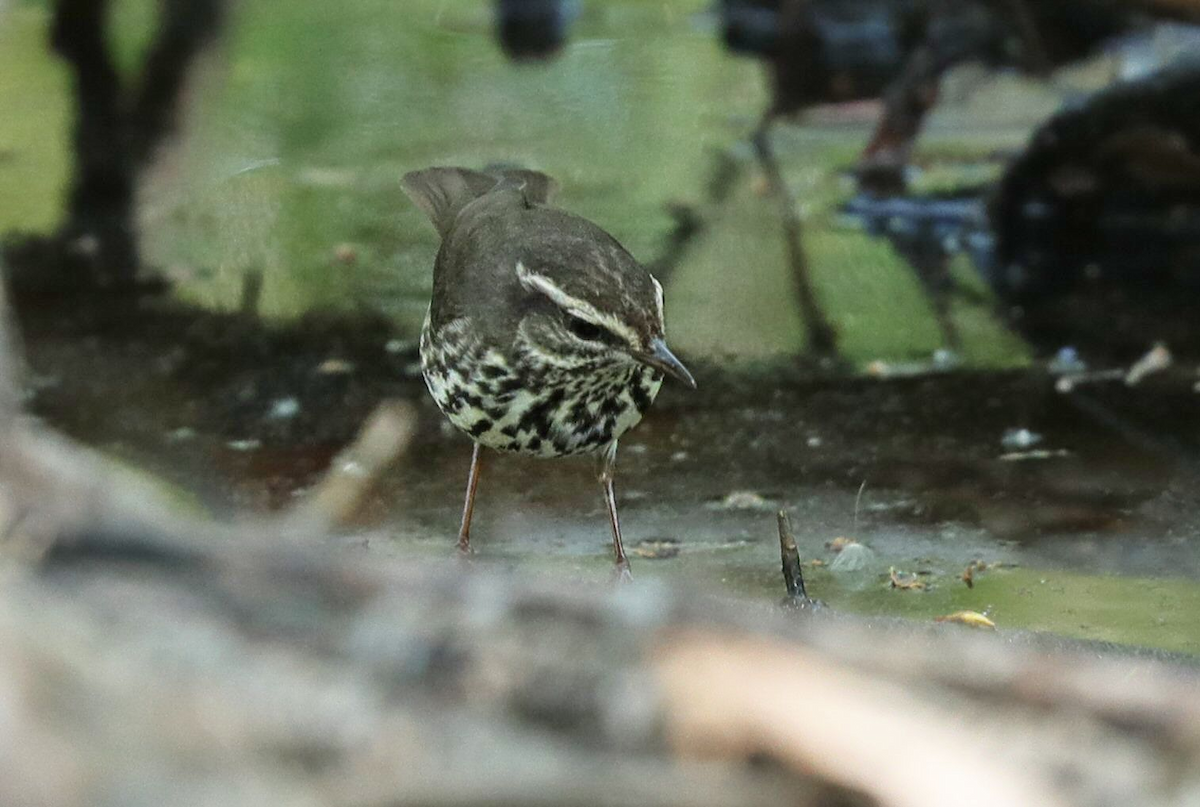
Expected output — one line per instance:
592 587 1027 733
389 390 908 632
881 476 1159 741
401 166 557 237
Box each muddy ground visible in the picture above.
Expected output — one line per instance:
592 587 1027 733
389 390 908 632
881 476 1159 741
13 291 1200 654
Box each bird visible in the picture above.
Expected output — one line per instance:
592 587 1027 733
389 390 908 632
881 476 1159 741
402 166 695 579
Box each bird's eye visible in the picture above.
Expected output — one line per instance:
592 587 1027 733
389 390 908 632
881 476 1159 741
566 315 604 341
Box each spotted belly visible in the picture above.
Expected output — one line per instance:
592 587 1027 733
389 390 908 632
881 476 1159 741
421 319 662 458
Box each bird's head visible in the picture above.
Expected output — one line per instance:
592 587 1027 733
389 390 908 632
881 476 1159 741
510 212 695 388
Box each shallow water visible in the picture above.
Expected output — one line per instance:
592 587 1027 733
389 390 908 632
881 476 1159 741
3 0 1200 655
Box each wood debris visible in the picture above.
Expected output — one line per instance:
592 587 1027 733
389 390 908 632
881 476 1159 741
935 611 997 629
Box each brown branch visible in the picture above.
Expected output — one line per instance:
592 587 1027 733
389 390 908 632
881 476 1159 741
653 632 1071 807
48 0 137 285
127 0 226 165
646 149 745 284
752 115 838 358
282 401 416 532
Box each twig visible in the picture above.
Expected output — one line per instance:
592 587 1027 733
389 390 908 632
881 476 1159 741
852 479 866 535
127 0 226 164
282 401 416 532
1125 342 1172 386
646 204 703 284
654 633 1071 807
1054 344 1172 393
647 148 745 283
752 114 838 359
776 510 810 603
857 43 940 195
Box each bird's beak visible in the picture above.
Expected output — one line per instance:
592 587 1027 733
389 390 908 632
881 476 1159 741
636 338 696 389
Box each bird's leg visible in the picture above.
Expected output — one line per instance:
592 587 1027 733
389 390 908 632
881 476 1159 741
457 442 483 556
597 442 632 582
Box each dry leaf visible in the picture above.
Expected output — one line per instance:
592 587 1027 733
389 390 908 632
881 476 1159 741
935 611 996 629
827 536 858 552
631 538 681 559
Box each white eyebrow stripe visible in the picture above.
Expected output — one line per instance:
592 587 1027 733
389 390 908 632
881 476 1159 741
651 275 665 330
516 261 640 347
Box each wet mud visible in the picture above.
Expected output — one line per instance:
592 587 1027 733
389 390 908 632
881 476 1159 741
15 293 1200 653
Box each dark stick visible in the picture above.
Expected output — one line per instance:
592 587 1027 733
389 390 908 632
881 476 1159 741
857 44 940 196
128 0 226 164
51 0 137 285
752 115 838 359
645 203 703 284
647 149 744 284
776 510 809 602
886 237 962 353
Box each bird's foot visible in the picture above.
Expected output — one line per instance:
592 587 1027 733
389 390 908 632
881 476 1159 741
612 560 633 585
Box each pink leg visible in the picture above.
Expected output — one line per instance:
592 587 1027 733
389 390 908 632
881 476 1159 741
598 443 632 581
457 442 483 556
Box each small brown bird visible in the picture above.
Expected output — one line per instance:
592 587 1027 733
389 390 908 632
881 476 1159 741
402 166 695 578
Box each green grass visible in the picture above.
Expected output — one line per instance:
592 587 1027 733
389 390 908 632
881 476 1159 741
836 566 1200 656
0 6 70 233
538 542 1200 655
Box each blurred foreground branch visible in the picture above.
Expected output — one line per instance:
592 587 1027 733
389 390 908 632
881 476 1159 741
282 400 416 532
